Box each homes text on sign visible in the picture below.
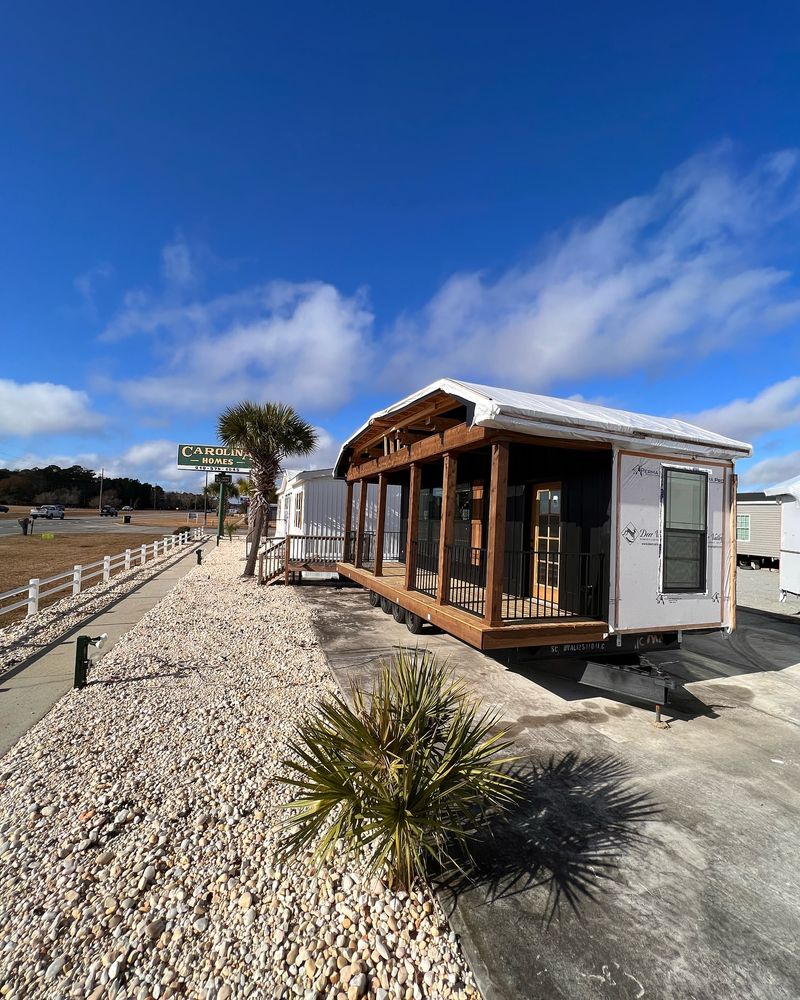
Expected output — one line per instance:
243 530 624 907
177 444 252 473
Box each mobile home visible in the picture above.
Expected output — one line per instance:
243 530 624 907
271 468 401 574
735 492 781 569
331 379 751 655
764 475 800 600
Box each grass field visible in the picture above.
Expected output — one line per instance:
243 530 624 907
0 531 170 624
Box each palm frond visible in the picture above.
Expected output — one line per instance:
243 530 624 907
278 648 521 889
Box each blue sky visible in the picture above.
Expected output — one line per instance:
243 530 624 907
1 2 799 488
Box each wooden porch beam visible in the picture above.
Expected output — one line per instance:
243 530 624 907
436 453 457 605
354 481 369 568
404 463 422 590
484 441 509 626
343 479 354 563
374 473 388 577
348 422 492 481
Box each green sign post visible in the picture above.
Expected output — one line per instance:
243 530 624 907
215 473 232 545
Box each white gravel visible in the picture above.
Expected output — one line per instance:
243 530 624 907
0 534 203 671
0 539 478 1000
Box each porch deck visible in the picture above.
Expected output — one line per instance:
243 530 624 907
336 561 609 651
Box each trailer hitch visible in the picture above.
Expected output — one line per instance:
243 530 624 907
579 658 678 728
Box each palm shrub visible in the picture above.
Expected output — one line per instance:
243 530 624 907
218 401 317 577
279 648 519 889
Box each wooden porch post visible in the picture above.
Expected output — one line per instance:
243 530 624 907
354 480 369 568
343 479 354 563
374 473 388 576
436 453 457 604
484 441 509 626
404 463 422 590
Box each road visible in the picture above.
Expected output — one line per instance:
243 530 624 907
0 514 207 538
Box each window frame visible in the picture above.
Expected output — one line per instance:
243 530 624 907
736 513 750 543
293 490 303 529
661 467 709 595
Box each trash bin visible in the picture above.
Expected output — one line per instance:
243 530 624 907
17 517 30 536
123 515 131 524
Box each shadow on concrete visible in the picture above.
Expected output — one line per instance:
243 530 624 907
439 752 659 925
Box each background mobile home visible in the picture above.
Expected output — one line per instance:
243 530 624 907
275 468 402 564
735 492 781 569
764 475 800 600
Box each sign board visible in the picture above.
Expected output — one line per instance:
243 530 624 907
214 472 233 484
177 444 252 473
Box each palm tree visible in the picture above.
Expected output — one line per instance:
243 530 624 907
218 401 317 577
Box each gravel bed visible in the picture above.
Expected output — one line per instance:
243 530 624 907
736 565 800 617
0 539 478 1000
0 536 204 670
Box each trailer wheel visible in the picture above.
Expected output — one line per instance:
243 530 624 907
392 604 406 624
368 591 380 607
380 596 394 615
750 559 761 571
406 612 424 634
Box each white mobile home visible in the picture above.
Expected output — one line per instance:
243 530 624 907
764 475 800 600
735 492 781 569
275 468 402 566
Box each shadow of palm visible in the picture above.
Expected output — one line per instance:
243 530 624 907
439 751 659 923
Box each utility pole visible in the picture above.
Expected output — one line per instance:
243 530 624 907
203 471 209 526
98 468 104 513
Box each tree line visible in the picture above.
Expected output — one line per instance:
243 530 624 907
0 464 205 510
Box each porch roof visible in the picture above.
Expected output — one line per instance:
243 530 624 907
334 378 752 476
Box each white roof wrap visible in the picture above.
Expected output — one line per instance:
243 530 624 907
334 378 751 476
765 473 800 503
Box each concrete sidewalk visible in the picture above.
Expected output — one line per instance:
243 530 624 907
0 540 208 757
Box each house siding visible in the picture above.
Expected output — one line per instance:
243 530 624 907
737 502 781 559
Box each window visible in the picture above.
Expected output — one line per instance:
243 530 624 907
736 514 750 542
293 491 303 529
662 469 708 593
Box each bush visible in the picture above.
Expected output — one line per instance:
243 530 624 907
224 517 241 541
279 648 519 889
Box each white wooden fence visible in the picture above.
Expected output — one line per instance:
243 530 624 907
0 528 205 622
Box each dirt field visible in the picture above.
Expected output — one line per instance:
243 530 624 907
0 532 169 624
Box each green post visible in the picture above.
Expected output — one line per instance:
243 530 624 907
216 481 226 546
74 635 91 689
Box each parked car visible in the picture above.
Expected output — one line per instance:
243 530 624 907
100 505 118 517
121 505 133 511
0 503 9 513
30 505 64 519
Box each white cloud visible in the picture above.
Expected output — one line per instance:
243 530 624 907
74 262 113 317
0 379 104 436
107 280 373 413
682 376 800 442
740 451 800 488
97 146 800 425
382 145 800 391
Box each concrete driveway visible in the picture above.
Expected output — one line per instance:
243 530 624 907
299 583 800 1000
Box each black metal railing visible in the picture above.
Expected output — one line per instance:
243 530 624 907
502 549 605 621
360 531 375 568
381 530 403 563
445 544 487 617
411 539 439 597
